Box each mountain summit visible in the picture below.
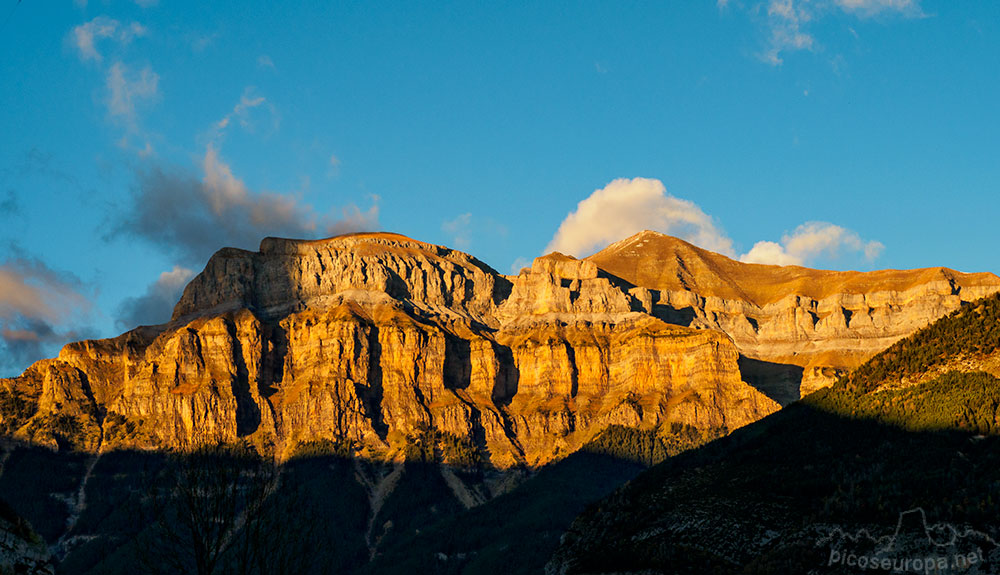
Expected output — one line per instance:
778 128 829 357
3 231 997 463
2 230 1000 575
0 232 777 466
587 230 1000 403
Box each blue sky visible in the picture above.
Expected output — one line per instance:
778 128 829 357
1 0 999 375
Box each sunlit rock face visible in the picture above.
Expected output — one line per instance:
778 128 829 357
8 231 994 465
587 231 1000 404
0 233 778 467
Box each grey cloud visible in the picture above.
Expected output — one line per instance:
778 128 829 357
115 266 194 328
0 256 94 377
114 147 379 268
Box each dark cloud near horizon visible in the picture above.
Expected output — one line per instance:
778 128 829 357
115 265 194 329
1 320 99 378
111 149 379 268
0 255 94 377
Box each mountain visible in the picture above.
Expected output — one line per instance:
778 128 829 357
2 230 998 573
0 232 776 468
587 231 1000 403
548 291 1000 574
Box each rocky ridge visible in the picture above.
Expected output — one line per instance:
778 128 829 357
586 231 1000 403
4 231 995 467
0 233 777 467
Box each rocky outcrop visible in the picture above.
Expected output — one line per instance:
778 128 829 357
0 233 778 468
0 505 53 575
4 231 996 465
587 231 1000 403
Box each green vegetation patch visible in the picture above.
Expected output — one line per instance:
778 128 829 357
0 388 37 435
583 423 727 467
839 292 1000 394
400 425 483 469
808 370 1000 435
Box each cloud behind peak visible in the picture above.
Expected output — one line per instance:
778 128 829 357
546 177 883 270
115 146 378 268
545 178 734 258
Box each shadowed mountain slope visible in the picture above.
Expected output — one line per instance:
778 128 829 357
548 291 1000 574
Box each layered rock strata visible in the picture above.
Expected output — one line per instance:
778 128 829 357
0 233 777 467
586 231 1000 403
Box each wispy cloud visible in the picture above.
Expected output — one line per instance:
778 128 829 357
116 265 194 328
257 55 275 69
0 255 94 375
442 213 473 249
71 16 146 62
114 145 379 267
106 62 159 128
740 0 924 65
209 87 278 145
70 16 159 155
213 88 267 133
546 177 883 269
326 154 342 179
761 0 815 65
546 177 734 257
834 0 921 17
509 257 531 275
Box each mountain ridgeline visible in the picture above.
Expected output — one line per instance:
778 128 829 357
2 231 1000 574
549 290 1000 574
0 232 780 468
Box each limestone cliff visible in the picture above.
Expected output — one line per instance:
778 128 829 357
0 233 777 468
586 231 1000 403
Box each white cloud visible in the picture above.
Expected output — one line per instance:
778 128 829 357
739 241 801 266
761 0 815 65
72 17 146 62
509 257 531 275
545 178 734 257
106 62 159 127
71 17 157 155
752 0 922 65
547 178 884 269
442 213 473 249
740 222 884 266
